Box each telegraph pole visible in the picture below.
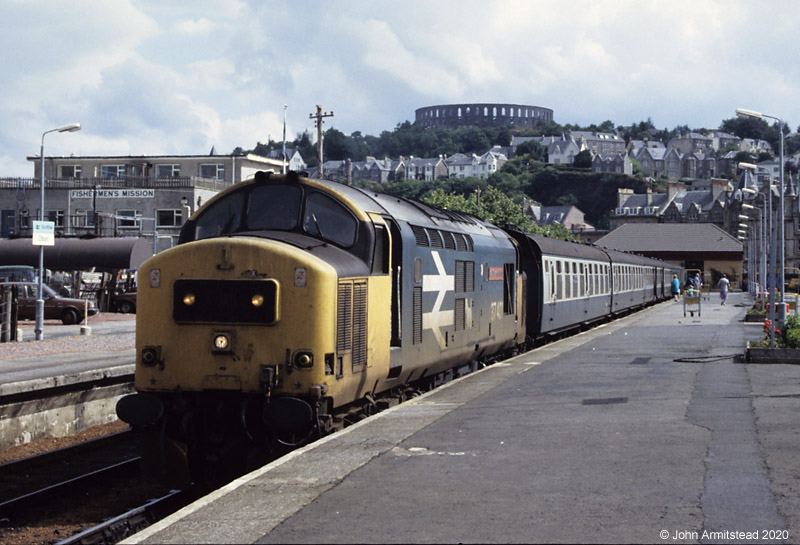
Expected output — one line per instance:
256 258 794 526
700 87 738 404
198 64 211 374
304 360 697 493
309 105 333 179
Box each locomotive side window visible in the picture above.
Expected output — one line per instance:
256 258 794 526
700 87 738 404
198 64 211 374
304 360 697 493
247 184 302 231
304 192 357 247
195 192 245 240
372 224 389 274
503 263 515 314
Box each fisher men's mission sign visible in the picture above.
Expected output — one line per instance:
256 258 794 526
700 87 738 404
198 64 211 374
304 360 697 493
69 189 155 199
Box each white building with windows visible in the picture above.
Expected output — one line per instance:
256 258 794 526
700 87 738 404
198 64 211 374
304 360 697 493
445 151 508 179
0 153 282 252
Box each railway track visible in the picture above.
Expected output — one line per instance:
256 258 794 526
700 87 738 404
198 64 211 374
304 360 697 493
0 430 174 545
56 489 205 545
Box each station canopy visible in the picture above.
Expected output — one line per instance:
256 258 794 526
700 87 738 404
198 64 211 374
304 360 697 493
0 237 152 271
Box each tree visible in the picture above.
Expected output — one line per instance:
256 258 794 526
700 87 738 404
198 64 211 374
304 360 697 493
514 140 547 162
323 128 350 160
556 194 579 207
573 149 593 169
423 186 538 232
630 157 644 179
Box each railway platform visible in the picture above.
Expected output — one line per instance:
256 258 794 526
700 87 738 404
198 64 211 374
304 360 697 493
0 317 134 389
0 316 134 449
123 292 800 544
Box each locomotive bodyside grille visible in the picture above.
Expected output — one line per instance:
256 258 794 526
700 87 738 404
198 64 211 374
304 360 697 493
413 286 422 344
352 281 367 368
337 283 353 352
455 298 466 331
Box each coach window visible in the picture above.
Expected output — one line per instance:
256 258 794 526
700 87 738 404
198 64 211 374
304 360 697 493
556 261 563 300
571 262 578 298
579 263 585 297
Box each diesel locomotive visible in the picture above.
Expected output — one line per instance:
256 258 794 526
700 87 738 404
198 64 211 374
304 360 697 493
117 171 681 486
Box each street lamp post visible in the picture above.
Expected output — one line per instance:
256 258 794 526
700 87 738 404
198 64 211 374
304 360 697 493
36 123 81 341
736 108 786 326
740 163 775 346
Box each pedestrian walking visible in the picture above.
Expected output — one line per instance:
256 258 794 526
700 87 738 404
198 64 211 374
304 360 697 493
671 274 681 301
718 274 730 305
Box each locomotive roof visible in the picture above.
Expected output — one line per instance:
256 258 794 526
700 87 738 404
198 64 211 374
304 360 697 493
306 176 499 239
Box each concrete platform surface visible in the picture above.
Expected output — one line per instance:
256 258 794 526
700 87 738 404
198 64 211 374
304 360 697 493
0 317 134 391
124 293 800 544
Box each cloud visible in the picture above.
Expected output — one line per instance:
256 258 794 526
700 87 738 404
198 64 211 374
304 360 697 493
3 0 800 178
173 18 216 36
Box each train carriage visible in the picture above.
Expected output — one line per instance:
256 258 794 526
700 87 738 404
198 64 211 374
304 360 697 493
507 230 614 341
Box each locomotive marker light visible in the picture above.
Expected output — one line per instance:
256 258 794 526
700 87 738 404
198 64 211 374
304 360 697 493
251 294 265 307
183 293 196 306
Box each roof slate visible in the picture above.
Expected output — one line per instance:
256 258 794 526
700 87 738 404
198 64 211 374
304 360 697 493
595 223 743 253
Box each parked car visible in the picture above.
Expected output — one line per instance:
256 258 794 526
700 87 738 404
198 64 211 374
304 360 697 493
112 292 137 314
1 282 98 325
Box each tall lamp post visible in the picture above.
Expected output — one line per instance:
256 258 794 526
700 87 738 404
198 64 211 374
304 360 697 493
36 123 81 341
740 162 776 346
736 108 786 325
741 184 758 293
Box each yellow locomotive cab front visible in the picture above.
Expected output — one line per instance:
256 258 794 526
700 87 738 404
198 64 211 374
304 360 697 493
135 236 337 396
116 171 390 485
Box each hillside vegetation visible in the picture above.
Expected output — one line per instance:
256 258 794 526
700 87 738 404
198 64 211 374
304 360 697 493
236 115 800 232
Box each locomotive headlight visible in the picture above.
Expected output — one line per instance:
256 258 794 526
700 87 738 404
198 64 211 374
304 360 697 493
183 293 196 306
294 351 314 368
213 333 231 351
251 294 264 307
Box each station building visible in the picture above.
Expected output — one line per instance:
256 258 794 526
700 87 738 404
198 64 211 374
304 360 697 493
0 153 283 254
595 222 744 288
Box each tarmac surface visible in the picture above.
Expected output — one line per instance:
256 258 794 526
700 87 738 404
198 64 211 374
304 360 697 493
0 316 134 389
119 292 800 544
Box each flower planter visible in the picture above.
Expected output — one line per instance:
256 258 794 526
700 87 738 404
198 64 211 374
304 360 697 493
746 342 800 364
744 313 766 323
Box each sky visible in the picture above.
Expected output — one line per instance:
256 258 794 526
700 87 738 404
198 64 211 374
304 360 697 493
2 0 799 177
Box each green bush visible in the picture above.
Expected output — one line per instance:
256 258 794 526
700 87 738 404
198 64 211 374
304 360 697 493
784 315 800 348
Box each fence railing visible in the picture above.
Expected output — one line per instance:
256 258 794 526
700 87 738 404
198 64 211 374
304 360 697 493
0 176 229 192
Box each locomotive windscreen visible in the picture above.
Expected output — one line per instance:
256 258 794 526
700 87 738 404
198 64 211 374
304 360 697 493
191 182 357 249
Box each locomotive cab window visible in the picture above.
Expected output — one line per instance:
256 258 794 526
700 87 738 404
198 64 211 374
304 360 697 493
195 192 244 239
304 192 357 247
247 184 302 231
